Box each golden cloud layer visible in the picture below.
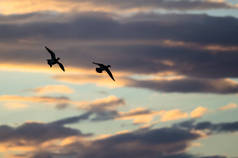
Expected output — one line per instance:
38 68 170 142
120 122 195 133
3 102 28 110
118 107 162 124
0 95 69 104
117 106 209 125
219 103 238 111
0 0 113 15
160 109 189 122
0 0 236 15
75 95 125 111
190 106 208 118
33 85 74 95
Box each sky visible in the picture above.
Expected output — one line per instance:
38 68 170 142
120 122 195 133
0 0 238 158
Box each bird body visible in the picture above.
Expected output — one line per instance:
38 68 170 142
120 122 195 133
45 46 65 71
93 62 115 81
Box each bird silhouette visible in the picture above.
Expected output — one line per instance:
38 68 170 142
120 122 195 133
93 62 115 81
45 46 65 72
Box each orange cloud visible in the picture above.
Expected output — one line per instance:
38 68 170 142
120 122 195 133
117 108 162 124
4 102 28 110
0 95 70 106
0 143 35 152
117 107 201 125
160 109 188 122
0 0 113 15
76 95 125 111
190 106 208 118
0 94 125 112
0 63 90 74
0 0 235 15
219 103 238 111
33 85 74 95
162 40 238 52
93 130 130 140
54 74 131 88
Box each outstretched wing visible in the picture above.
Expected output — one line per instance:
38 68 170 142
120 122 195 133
105 68 115 81
92 62 104 67
45 46 56 59
57 62 65 72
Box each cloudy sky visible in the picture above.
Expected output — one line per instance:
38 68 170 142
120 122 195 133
0 0 238 158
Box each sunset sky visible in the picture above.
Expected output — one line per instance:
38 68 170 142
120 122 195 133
0 0 238 158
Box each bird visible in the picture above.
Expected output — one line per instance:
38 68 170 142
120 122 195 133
45 46 65 72
93 62 115 81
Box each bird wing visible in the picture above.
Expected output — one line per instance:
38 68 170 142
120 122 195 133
57 62 65 72
92 62 104 67
105 68 115 81
45 46 56 59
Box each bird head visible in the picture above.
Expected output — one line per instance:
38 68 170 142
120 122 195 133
57 57 60 60
108 65 111 68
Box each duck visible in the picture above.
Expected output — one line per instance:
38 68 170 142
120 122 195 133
45 46 65 72
93 62 115 81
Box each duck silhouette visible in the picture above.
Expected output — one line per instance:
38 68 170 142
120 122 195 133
93 62 115 81
45 46 65 72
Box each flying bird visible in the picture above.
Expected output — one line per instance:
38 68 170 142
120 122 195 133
45 46 65 72
93 62 115 81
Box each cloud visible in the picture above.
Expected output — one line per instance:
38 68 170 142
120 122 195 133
127 78 238 94
50 112 92 126
160 109 189 122
1 13 238 45
53 69 238 93
0 0 235 15
0 122 88 145
0 95 71 109
219 103 238 111
0 94 125 112
77 0 236 11
3 102 28 110
58 74 238 94
31 85 74 95
201 156 227 158
109 106 207 125
54 74 129 88
195 121 238 133
29 125 201 158
0 13 238 75
28 120 231 158
0 13 238 93
1 119 234 158
190 106 208 118
48 95 125 124
117 108 162 124
177 120 238 134
76 95 125 112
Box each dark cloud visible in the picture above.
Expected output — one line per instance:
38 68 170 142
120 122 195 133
201 156 227 158
55 103 70 110
48 96 125 125
0 13 238 45
86 97 125 112
50 112 93 126
1 12 238 93
1 119 233 158
90 110 119 121
29 120 231 158
49 110 119 124
55 74 238 94
0 122 88 145
195 121 238 133
176 120 238 133
127 77 238 94
67 0 234 10
32 126 200 158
